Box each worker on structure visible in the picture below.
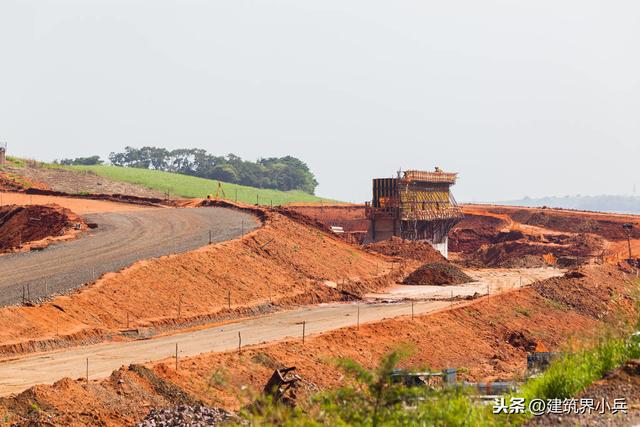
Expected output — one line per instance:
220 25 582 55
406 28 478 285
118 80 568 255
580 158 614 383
434 166 443 173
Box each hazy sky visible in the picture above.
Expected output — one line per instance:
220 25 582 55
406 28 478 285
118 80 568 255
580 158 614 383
1 1 638 202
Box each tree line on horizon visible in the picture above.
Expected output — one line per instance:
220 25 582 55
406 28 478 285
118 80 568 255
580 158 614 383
58 147 318 194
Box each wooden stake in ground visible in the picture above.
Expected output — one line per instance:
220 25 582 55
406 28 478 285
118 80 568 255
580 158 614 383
175 343 179 371
209 230 212 245
238 331 242 355
302 321 306 344
178 294 182 318
411 301 414 320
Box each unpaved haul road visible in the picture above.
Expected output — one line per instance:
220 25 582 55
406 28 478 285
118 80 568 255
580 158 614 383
0 265 564 396
0 207 259 306
0 300 453 396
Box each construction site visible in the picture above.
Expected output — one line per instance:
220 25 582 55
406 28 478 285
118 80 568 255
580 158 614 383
0 160 639 426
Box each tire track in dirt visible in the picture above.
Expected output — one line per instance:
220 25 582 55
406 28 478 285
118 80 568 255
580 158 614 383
0 207 259 306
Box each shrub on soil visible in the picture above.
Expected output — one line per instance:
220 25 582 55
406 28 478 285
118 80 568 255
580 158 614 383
403 263 472 286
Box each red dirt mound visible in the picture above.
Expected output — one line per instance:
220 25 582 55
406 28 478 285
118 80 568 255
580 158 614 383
364 236 447 263
402 263 472 286
0 204 84 253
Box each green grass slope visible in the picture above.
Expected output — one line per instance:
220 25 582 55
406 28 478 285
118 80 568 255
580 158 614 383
69 165 338 206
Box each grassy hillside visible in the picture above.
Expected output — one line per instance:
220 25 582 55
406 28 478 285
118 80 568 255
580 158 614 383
68 165 338 205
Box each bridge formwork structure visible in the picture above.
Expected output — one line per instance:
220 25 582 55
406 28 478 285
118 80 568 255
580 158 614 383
365 169 463 257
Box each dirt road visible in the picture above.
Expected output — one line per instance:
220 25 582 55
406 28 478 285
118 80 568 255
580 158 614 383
0 207 259 306
0 267 562 396
364 267 561 301
0 300 450 395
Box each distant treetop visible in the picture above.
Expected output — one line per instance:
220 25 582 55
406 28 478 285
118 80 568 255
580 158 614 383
107 146 318 194
57 155 103 166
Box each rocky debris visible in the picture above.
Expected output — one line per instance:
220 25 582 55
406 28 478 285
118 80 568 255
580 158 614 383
402 263 472 286
507 331 537 352
138 405 236 426
364 237 447 263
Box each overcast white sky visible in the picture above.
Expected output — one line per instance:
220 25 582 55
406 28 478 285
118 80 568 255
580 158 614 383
1 1 638 202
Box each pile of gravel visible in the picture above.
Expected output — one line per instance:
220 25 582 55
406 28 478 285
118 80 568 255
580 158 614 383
138 405 236 426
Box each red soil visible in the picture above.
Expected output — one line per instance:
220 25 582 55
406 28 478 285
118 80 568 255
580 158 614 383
449 214 508 253
453 206 614 267
1 264 634 425
364 236 447 263
0 172 49 191
0 202 398 356
402 263 472 286
283 205 370 233
0 204 85 253
473 205 640 241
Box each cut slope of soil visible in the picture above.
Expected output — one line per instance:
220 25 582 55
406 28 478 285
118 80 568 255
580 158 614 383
284 205 370 233
476 205 640 241
402 263 472 286
0 172 49 191
3 165 165 198
0 265 634 426
0 202 398 356
449 214 508 253
0 204 84 253
365 236 447 263
462 233 605 268
451 210 607 268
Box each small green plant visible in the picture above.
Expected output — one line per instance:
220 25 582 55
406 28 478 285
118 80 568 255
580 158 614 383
241 347 493 427
5 156 26 167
